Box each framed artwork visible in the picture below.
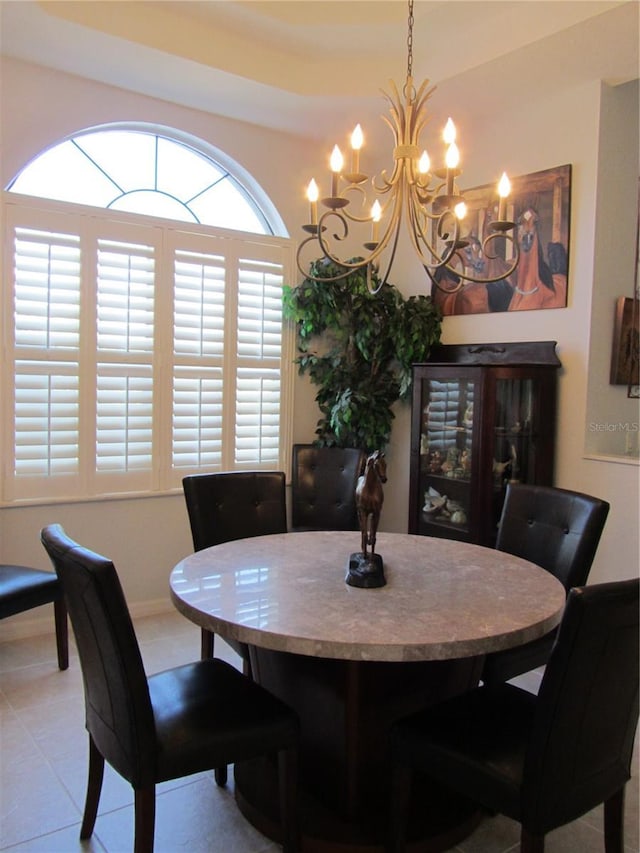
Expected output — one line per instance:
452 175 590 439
628 181 640 398
610 296 640 387
432 164 572 316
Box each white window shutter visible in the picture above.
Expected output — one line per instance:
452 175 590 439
234 255 284 466
8 220 82 499
171 247 226 474
93 234 157 493
2 198 295 502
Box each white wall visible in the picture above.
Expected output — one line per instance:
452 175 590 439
0 57 318 635
385 79 639 586
293 76 640 586
2 56 638 641
586 79 639 459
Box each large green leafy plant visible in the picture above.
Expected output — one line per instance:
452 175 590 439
283 258 442 451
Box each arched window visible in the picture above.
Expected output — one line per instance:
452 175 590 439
8 126 285 235
2 126 293 504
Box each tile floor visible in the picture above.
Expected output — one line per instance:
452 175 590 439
1 609 638 853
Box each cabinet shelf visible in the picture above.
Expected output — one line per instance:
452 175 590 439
422 472 471 487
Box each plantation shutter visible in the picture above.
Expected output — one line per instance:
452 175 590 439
171 243 226 474
235 254 284 465
9 215 82 501
94 233 158 493
2 198 294 503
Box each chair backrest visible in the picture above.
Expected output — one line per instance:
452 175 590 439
523 578 639 834
40 524 156 787
291 444 366 531
496 483 610 591
182 471 287 551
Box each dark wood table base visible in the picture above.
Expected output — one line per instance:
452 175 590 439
235 647 485 852
235 757 483 853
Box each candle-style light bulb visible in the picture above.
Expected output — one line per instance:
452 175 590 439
307 178 319 225
443 117 457 145
497 172 511 220
371 199 382 242
454 201 467 220
445 143 460 170
330 145 343 197
351 124 363 174
418 150 431 174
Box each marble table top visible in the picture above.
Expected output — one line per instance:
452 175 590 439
170 531 565 662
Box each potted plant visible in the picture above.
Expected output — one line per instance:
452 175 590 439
283 258 442 451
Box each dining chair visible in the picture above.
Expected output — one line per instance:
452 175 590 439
182 470 287 661
290 444 366 532
481 482 609 685
40 523 300 853
0 561 68 670
389 577 639 853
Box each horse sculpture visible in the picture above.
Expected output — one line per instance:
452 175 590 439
347 451 388 588
356 450 387 559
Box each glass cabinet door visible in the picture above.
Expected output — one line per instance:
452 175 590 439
492 378 535 487
418 377 475 538
491 377 538 534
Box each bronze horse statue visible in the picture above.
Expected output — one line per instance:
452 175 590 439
355 450 387 560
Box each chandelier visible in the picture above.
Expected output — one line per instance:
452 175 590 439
297 0 520 294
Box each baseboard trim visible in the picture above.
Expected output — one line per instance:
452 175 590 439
0 597 174 642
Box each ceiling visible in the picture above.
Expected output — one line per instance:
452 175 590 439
1 1 638 140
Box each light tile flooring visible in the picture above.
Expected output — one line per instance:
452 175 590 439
1 609 638 853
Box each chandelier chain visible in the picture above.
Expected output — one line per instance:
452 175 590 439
406 0 414 81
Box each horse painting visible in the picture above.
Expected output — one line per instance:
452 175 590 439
508 207 567 311
431 234 514 315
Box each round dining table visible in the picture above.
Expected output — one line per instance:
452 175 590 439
170 530 565 853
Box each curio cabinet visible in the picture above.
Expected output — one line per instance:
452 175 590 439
409 341 561 546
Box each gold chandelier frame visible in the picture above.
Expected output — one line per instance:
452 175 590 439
297 0 520 294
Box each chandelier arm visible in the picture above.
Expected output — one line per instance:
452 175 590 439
373 151 401 193
366 213 403 295
406 198 459 268
340 185 381 225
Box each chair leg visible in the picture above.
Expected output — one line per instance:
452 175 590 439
134 786 156 853
388 760 412 853
201 627 214 659
242 656 252 678
604 787 625 853
214 766 228 786
521 828 545 853
80 736 105 839
53 597 69 670
278 746 299 853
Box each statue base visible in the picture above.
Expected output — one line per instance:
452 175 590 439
346 553 386 589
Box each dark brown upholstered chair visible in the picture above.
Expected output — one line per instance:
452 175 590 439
183 470 288 785
481 483 609 685
390 578 639 853
290 444 366 532
182 470 287 661
40 524 299 853
0 562 68 670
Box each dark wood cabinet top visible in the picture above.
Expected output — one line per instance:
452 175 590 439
415 340 561 368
